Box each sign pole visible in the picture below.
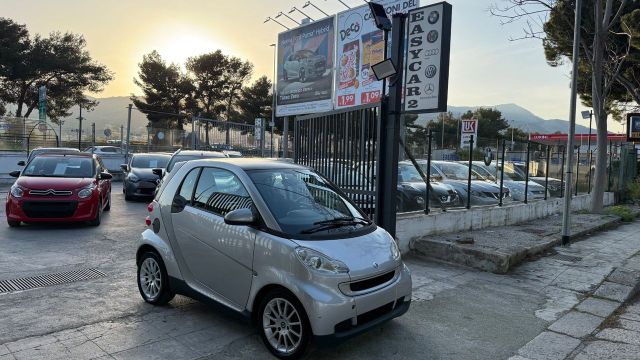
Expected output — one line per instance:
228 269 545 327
374 13 405 237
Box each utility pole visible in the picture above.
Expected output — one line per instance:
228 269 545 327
58 120 64 146
125 104 132 163
191 115 196 150
91 123 95 147
77 103 83 150
283 117 289 158
561 0 583 246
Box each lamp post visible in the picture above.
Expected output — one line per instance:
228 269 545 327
276 11 301 25
303 1 330 17
264 17 290 30
289 7 315 21
270 43 277 158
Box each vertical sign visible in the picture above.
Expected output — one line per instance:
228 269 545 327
627 113 640 142
334 0 418 109
255 118 263 146
404 2 452 113
460 118 478 149
276 17 335 116
38 85 47 121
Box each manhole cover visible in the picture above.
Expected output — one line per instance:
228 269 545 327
0 268 106 294
552 254 582 263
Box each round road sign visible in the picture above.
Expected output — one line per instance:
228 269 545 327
157 131 165 140
104 128 112 137
38 122 47 133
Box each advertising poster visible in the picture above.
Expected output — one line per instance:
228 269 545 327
335 0 418 109
276 17 335 117
404 2 452 113
628 113 640 142
460 118 478 149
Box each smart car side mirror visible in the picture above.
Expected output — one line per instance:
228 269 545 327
224 208 256 226
120 164 129 172
17 161 25 166
99 172 113 180
152 168 164 177
171 195 188 213
9 170 20 178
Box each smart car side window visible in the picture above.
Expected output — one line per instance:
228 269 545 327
193 167 252 217
176 168 201 204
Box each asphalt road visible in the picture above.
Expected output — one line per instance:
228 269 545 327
1 187 637 359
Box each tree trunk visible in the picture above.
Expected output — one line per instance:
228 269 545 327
590 0 607 213
591 112 608 212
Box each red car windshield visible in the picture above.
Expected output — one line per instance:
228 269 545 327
22 157 95 178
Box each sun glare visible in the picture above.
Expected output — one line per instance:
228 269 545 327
156 32 221 67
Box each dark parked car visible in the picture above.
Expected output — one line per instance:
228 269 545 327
121 153 171 200
283 49 327 82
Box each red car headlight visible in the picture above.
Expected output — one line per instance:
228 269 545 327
10 185 24 198
78 184 97 198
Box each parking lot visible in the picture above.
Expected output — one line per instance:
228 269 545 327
2 185 640 360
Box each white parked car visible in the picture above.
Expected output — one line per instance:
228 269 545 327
84 146 123 155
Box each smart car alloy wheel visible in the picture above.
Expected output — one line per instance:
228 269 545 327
259 291 310 359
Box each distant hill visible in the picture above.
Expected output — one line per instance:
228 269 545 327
6 97 590 136
417 103 591 134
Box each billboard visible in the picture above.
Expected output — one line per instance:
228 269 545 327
404 2 452 113
628 113 640 142
276 17 335 117
334 0 418 109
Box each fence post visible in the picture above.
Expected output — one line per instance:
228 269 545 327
544 145 550 200
575 145 580 196
608 141 613 192
524 140 530 204
587 149 593 194
560 146 565 198
618 144 625 192
466 135 474 209
499 139 506 207
425 130 432 214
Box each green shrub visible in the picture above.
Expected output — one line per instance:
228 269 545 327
629 179 640 200
604 205 636 222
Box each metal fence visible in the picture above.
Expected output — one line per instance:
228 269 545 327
294 104 379 218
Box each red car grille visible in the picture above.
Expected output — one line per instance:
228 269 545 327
29 189 73 196
22 201 78 218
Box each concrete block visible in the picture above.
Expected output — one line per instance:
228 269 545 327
593 282 635 302
574 340 640 360
518 331 581 360
575 298 621 318
547 311 604 338
595 328 640 346
607 267 640 287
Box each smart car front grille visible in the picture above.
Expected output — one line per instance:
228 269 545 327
349 270 395 292
22 201 78 218
29 189 73 196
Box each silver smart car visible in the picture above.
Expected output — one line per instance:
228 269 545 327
136 158 412 358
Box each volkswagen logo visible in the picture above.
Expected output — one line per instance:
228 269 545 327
425 65 437 78
372 262 379 269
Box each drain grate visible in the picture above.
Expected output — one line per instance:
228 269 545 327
0 268 106 294
552 254 582 263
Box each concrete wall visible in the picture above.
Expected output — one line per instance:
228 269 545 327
396 193 615 253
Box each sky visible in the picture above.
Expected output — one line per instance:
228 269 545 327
0 0 626 133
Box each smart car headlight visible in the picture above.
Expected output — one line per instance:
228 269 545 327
10 185 23 198
78 184 96 198
295 247 349 274
390 239 401 260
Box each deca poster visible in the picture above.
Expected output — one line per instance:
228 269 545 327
334 0 417 109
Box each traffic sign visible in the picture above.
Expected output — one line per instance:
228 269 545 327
104 128 112 138
38 122 47 133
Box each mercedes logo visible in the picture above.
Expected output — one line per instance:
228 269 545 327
425 83 435 95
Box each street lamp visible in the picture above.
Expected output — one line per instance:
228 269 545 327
270 43 277 158
303 1 330 17
276 11 301 25
289 7 315 21
264 17 290 30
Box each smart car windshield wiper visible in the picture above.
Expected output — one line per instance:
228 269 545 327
300 217 371 234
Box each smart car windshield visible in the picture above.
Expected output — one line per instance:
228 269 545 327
131 155 169 169
248 169 371 236
22 156 94 178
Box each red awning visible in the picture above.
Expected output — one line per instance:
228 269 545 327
529 133 627 144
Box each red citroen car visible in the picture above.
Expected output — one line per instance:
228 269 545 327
6 153 112 227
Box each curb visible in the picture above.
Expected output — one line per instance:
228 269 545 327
412 215 622 274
